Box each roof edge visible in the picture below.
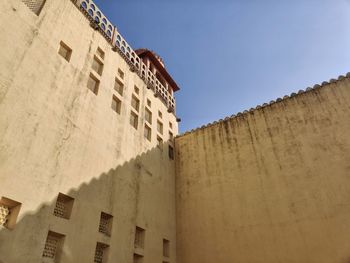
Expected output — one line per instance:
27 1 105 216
177 72 350 138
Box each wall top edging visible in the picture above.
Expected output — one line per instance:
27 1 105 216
177 72 350 138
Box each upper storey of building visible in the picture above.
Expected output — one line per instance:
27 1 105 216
74 0 179 113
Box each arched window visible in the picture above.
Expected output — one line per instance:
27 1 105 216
96 11 101 17
101 23 106 30
117 35 121 41
94 17 100 23
121 46 125 53
108 25 113 31
107 30 112 37
116 41 120 47
88 9 93 16
122 41 126 46
127 47 131 52
102 18 107 24
81 1 87 9
90 4 95 10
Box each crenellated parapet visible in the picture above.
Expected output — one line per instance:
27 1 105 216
178 73 350 137
73 0 178 113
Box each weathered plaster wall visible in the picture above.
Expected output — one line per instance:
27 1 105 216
0 0 177 262
175 78 350 263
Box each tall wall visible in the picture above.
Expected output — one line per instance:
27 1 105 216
0 0 177 262
175 78 350 263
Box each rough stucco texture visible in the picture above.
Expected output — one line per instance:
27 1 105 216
0 0 177 262
175 79 350 263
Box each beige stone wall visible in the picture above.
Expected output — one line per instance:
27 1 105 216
175 79 350 263
0 0 177 262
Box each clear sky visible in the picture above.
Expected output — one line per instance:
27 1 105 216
93 0 350 132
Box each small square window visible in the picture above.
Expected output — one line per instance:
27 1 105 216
134 226 145 249
130 111 138 130
94 242 109 263
111 95 121 114
92 56 104 76
168 145 174 160
144 125 151 141
163 239 170 258
134 85 139 95
114 78 124 96
53 193 74 219
98 212 113 237
87 73 100 95
158 111 163 119
157 120 163 135
157 136 163 149
118 68 124 79
169 122 173 129
145 108 152 124
96 47 105 59
147 99 151 108
42 231 65 261
134 254 143 263
131 95 140 112
0 196 21 230
58 41 72 62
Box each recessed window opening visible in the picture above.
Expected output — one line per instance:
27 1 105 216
130 111 139 130
0 196 21 230
58 41 72 62
96 47 105 59
87 73 100 95
114 78 124 96
42 231 65 261
53 193 74 219
92 56 104 76
98 212 113 237
94 242 109 263
111 95 121 114
144 125 151 141
134 226 145 249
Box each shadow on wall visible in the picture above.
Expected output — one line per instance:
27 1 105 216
0 142 175 263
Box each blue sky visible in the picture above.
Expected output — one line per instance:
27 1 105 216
93 0 350 132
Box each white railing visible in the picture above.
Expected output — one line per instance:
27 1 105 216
75 0 176 111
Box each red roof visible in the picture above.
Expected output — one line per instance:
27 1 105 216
135 49 180 92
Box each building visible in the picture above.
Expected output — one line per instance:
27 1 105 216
0 0 349 262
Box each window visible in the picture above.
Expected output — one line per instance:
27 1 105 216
163 239 170 258
169 131 174 141
22 0 47 15
168 145 174 160
42 231 65 261
147 99 151 108
134 226 145 249
144 125 151 141
114 78 124 96
58 41 72 62
0 196 21 230
134 254 143 263
130 111 138 130
94 242 109 263
98 212 113 236
158 111 163 119
131 95 140 112
157 136 163 149
96 47 105 59
118 68 124 79
53 193 74 219
134 85 140 95
111 95 121 114
87 73 100 95
92 56 104 75
145 108 152 124
169 122 173 129
157 120 163 135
